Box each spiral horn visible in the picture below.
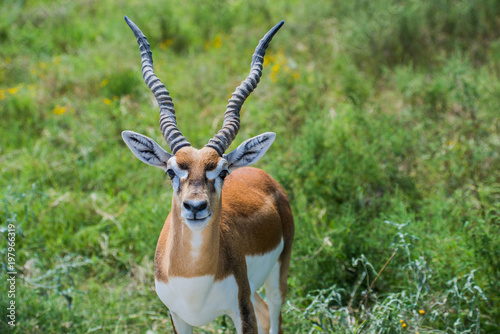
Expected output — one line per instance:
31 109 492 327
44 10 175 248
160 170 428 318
205 21 284 156
125 16 190 154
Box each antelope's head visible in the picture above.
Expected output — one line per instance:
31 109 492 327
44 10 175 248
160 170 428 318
121 17 282 231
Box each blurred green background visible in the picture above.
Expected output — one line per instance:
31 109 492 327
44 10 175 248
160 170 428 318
1 0 499 332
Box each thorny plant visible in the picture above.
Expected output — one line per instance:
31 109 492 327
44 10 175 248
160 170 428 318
293 221 487 333
22 255 93 309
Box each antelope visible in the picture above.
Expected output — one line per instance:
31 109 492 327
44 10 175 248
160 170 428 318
121 16 294 334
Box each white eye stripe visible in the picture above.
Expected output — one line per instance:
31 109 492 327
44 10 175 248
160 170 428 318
206 159 228 179
167 157 188 195
167 157 188 179
171 177 180 193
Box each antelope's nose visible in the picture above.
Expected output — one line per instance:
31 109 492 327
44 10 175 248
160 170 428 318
183 200 208 215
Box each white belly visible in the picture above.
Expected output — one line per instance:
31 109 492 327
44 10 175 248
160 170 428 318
155 239 284 326
156 275 239 326
246 238 284 293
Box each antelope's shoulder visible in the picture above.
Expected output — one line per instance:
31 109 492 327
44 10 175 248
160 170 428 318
222 167 285 212
220 167 286 257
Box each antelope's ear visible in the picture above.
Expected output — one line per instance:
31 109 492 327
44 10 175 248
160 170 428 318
225 132 276 171
122 130 171 170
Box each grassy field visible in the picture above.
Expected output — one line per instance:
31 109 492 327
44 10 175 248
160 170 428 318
1 0 499 332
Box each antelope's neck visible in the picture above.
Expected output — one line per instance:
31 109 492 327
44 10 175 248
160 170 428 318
158 202 221 280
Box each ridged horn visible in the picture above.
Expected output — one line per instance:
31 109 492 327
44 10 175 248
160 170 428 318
205 21 284 156
125 16 190 155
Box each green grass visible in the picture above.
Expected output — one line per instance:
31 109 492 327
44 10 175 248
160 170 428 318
1 0 499 332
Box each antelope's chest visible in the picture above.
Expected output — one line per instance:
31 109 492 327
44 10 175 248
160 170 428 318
155 275 239 327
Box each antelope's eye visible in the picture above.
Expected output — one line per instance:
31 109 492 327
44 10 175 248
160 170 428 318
166 169 176 179
219 170 228 180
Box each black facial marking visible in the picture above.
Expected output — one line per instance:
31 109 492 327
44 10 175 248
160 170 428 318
177 162 190 171
204 161 219 172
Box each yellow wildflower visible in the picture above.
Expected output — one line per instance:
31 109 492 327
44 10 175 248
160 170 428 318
52 105 67 115
159 39 173 50
103 98 112 105
265 49 298 83
402 323 407 329
0 89 5 101
100 78 109 88
212 35 222 48
419 309 425 315
400 319 404 323
264 53 274 65
270 64 280 82
8 86 21 95
204 35 224 51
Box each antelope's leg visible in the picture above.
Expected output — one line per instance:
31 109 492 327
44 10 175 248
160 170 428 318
253 291 270 333
265 262 283 334
169 311 193 334
231 280 259 334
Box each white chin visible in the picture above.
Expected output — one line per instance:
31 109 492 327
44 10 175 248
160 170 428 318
185 218 209 231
